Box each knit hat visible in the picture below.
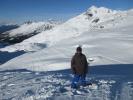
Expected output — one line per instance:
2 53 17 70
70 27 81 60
76 46 82 52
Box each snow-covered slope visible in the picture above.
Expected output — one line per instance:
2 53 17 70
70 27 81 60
0 6 133 71
2 6 126 51
7 21 57 37
0 21 59 44
1 6 132 52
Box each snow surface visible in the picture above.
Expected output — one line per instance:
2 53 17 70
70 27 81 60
0 64 133 100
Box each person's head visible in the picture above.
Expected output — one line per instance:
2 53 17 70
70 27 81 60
76 46 82 53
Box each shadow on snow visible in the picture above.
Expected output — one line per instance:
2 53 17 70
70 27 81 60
0 64 133 76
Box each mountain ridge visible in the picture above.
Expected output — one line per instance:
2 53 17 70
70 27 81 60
0 6 133 71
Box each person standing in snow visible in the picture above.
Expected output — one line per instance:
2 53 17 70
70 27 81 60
71 46 89 88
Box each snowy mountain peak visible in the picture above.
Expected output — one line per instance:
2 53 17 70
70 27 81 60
86 6 116 18
87 6 114 14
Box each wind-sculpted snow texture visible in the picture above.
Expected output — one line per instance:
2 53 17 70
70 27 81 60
0 64 133 100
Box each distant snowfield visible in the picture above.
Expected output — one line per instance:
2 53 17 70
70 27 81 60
0 6 133 72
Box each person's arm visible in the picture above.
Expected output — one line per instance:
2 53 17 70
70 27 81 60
71 56 76 74
84 55 89 74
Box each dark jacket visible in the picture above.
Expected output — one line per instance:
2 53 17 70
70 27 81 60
71 52 88 75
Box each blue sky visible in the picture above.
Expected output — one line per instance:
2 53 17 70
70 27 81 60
0 0 133 24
